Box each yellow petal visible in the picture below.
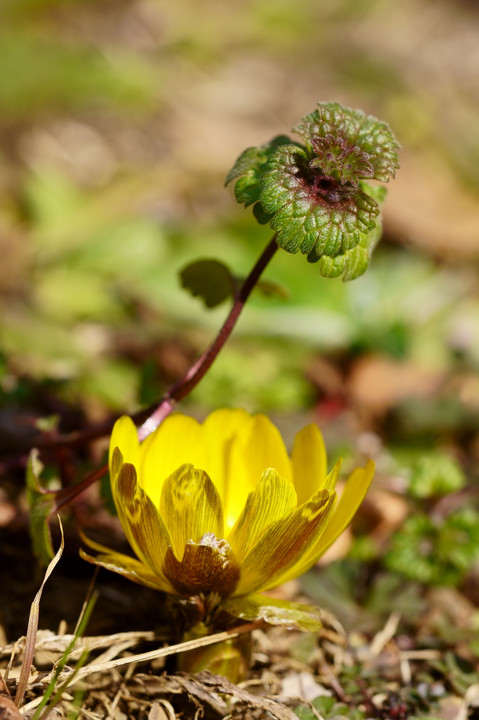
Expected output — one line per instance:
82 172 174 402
160 463 224 560
139 414 203 506
310 459 375 556
228 469 297 562
202 408 252 443
241 414 292 481
109 416 139 470
235 489 336 595
201 408 253 501
113 461 173 584
79 529 120 555
80 548 172 592
280 459 375 581
224 414 292 529
143 409 251 508
291 423 328 504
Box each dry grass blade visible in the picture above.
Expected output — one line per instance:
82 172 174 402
14 517 64 708
73 620 263 682
0 631 156 661
157 673 298 720
19 621 263 716
29 591 98 720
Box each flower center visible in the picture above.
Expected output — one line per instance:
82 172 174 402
163 533 240 598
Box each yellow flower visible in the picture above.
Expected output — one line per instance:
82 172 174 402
81 409 374 630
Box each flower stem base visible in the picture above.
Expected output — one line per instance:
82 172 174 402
177 622 252 683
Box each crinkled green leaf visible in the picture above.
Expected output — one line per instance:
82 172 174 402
26 449 55 565
261 144 380 258
179 259 237 308
252 201 271 225
225 135 295 212
294 101 400 185
223 592 323 631
317 184 386 280
226 102 399 275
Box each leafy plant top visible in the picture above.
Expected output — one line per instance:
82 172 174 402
226 102 400 280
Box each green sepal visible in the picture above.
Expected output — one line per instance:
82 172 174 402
177 622 251 683
26 449 55 565
223 592 323 632
179 259 237 308
225 135 295 213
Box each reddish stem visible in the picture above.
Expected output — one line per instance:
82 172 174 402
37 235 278 509
28 235 278 452
48 462 108 516
138 235 278 439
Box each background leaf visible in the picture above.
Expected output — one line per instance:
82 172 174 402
179 259 237 308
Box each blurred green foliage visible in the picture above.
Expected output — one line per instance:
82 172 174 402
409 453 466 499
385 509 479 586
1 0 478 425
295 696 365 720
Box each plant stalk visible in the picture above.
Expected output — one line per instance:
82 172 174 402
138 234 278 439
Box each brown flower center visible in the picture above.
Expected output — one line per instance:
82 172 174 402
163 533 240 598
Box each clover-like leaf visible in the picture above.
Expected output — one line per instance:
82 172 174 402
385 509 479 586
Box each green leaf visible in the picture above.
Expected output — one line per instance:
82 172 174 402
26 449 55 565
223 592 323 632
409 453 465 498
179 259 237 308
225 134 295 214
293 101 400 184
295 696 366 720
226 102 400 275
260 143 380 258
385 509 479 586
317 184 386 281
